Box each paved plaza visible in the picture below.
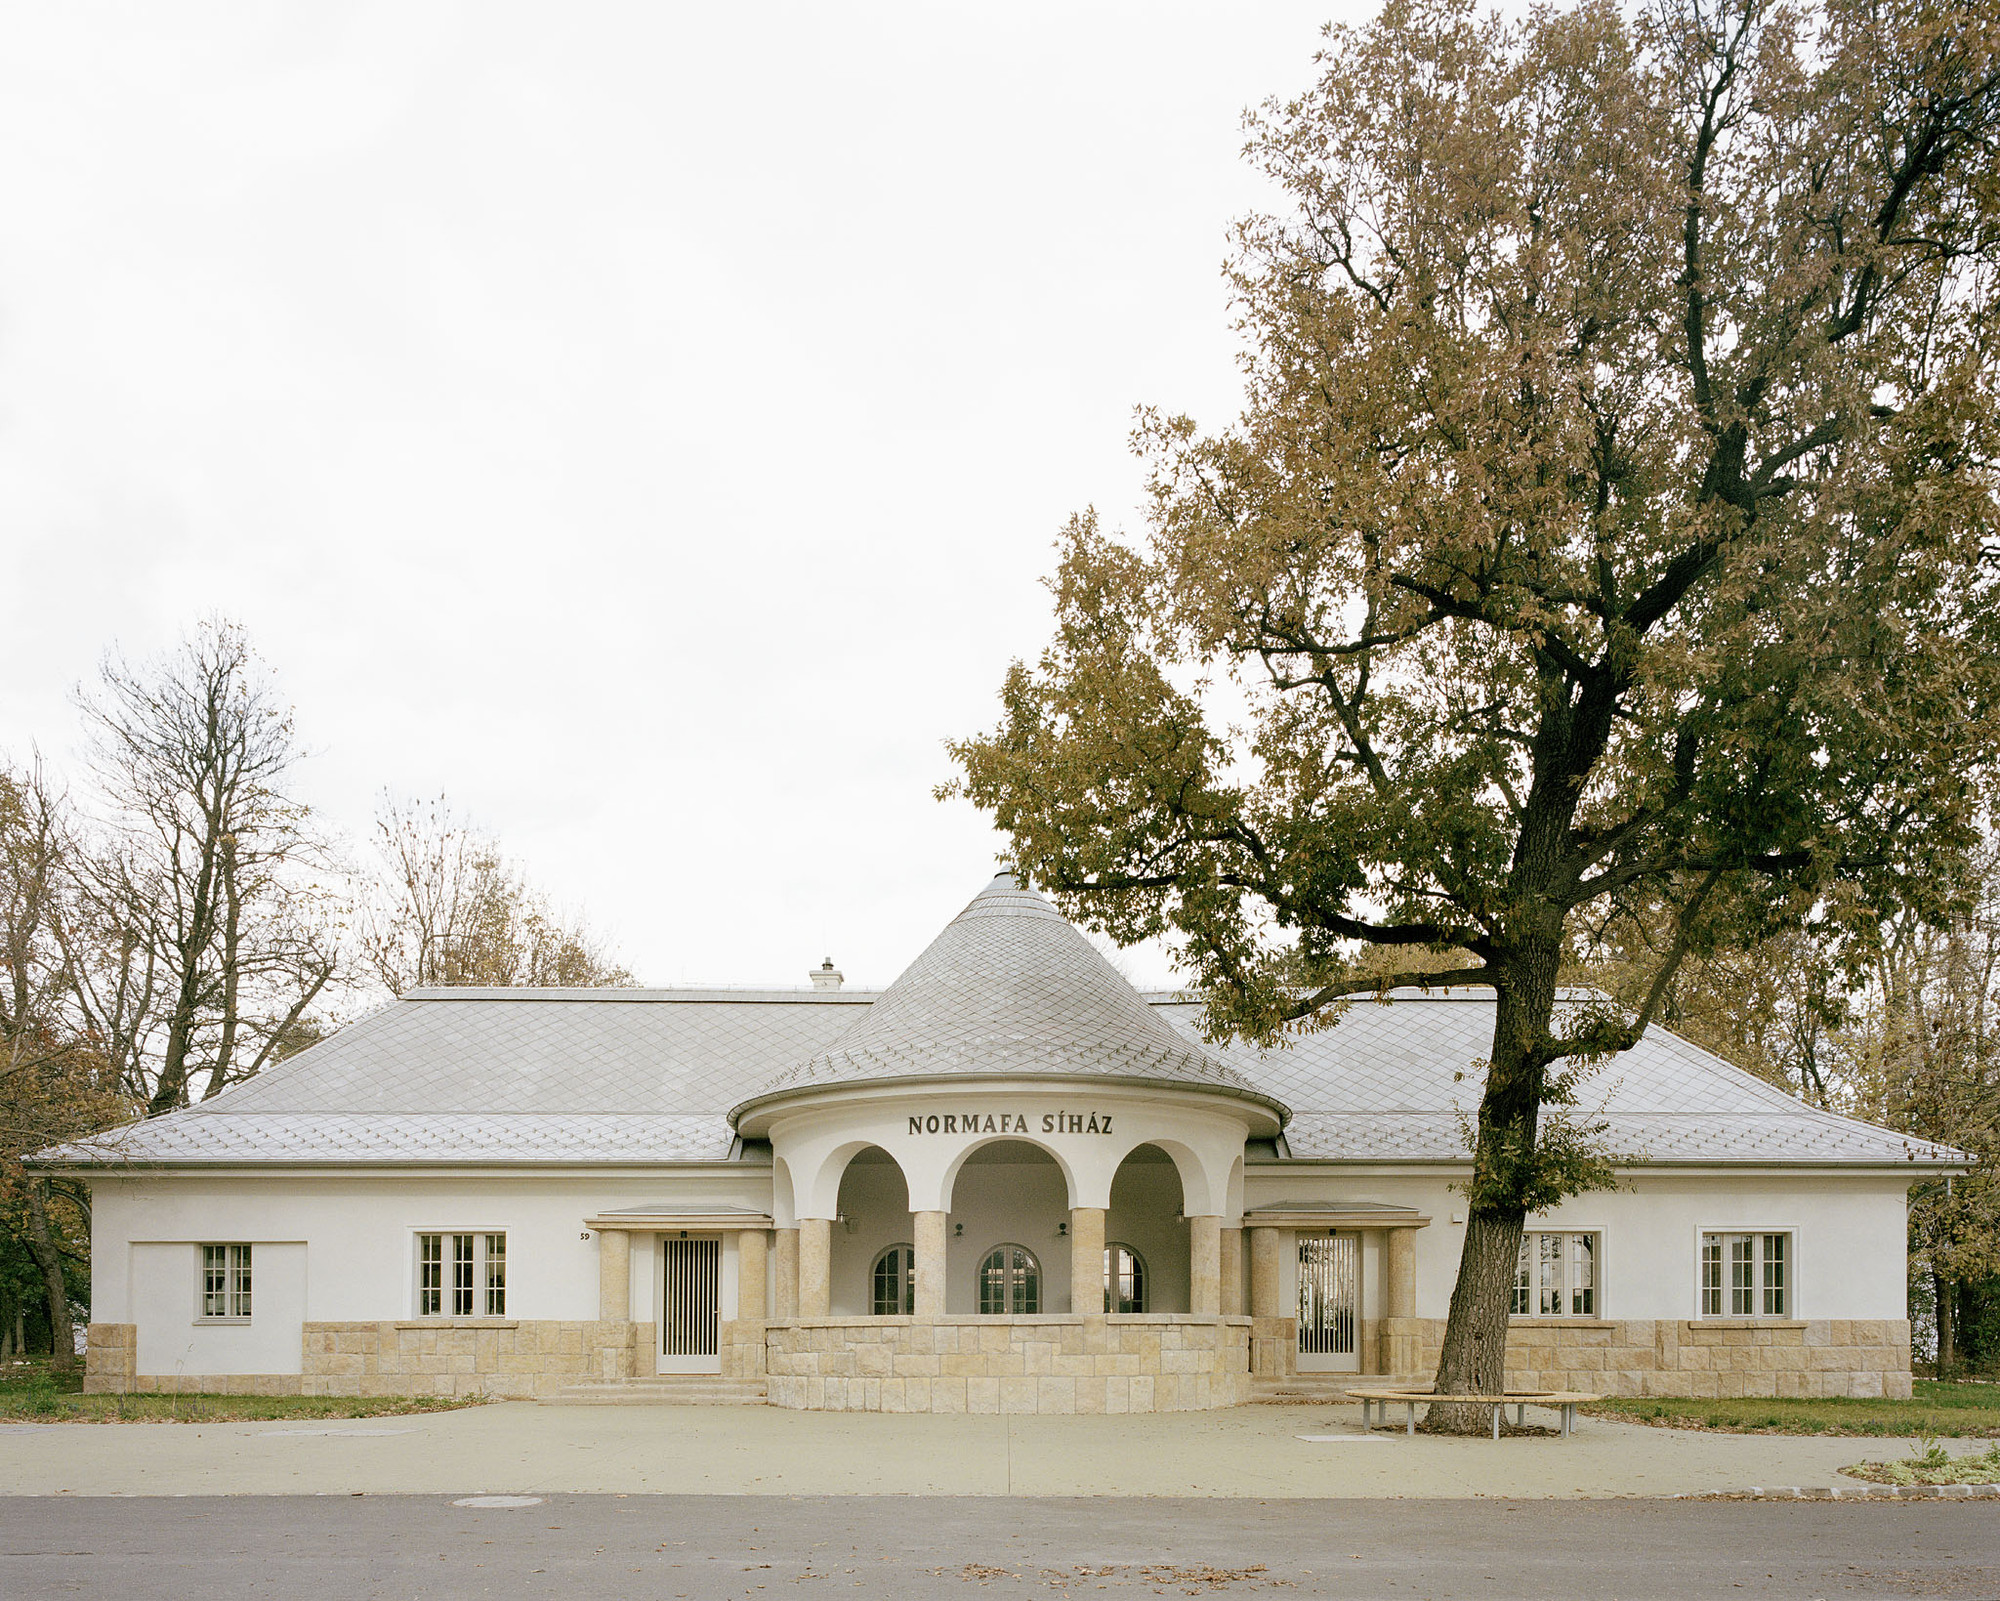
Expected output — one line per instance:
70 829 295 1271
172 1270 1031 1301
0 1400 1947 1499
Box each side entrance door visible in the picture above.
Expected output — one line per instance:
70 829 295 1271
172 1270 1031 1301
658 1236 721 1374
1296 1232 1361 1372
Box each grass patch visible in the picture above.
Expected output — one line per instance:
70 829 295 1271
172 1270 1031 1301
1843 1440 2000 1486
1584 1380 2000 1438
0 1359 486 1424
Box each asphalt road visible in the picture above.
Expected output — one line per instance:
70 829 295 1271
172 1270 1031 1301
4 1495 1998 1599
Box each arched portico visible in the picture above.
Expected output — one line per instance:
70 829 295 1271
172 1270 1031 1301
750 1081 1276 1333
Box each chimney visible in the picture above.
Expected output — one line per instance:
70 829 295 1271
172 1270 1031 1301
809 958 843 992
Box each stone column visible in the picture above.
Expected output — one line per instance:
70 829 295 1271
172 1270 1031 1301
1189 1214 1222 1316
1219 1226 1244 1317
913 1210 948 1319
1069 1206 1106 1315
1247 1225 1293 1380
737 1228 768 1321
798 1217 832 1318
597 1226 631 1322
1384 1226 1420 1377
1248 1227 1283 1317
724 1228 770 1380
772 1227 800 1320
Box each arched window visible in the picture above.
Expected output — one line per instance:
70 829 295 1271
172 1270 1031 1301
871 1244 915 1316
1103 1242 1147 1313
977 1243 1040 1315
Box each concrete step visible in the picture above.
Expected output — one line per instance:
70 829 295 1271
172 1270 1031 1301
548 1377 769 1406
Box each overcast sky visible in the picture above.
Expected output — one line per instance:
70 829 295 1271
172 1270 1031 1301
0 2 1356 996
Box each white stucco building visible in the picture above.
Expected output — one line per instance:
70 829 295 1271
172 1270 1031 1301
44 873 1953 1411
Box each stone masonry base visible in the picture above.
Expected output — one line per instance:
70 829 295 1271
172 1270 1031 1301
1386 1316 1914 1399
84 1314 1911 1403
83 1320 658 1399
764 1314 1251 1413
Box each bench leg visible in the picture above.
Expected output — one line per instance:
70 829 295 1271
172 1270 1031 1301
1562 1403 1573 1438
1491 1404 1500 1440
1515 1402 1525 1427
1405 1401 1416 1437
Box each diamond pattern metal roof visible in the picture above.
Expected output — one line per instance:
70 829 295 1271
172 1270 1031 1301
210 988 868 1114
1154 993 1961 1164
47 1112 733 1166
733 874 1281 1119
34 897 1963 1170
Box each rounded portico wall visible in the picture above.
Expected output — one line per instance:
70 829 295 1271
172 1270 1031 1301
752 1083 1262 1413
759 1081 1256 1223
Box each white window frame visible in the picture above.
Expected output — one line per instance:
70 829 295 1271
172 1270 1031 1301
1512 1230 1599 1318
1104 1241 1148 1314
977 1242 1041 1315
197 1242 253 1323
1697 1227 1795 1319
870 1242 916 1317
413 1230 508 1318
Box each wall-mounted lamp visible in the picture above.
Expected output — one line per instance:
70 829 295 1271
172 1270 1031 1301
1057 1221 1069 1238
953 1222 964 1238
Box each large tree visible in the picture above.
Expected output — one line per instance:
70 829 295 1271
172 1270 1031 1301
949 0 2000 1428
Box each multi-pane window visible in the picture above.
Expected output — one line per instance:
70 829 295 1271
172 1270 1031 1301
871 1244 916 1316
978 1244 1040 1315
1103 1243 1147 1313
1512 1232 1596 1317
417 1232 506 1316
199 1243 252 1320
1701 1231 1789 1317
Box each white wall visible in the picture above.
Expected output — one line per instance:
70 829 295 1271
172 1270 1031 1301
91 1170 775 1375
131 1241 306 1377
1243 1169 1912 1323
87 1161 1913 1376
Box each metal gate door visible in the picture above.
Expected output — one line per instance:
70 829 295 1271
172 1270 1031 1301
661 1237 720 1359
1297 1233 1359 1369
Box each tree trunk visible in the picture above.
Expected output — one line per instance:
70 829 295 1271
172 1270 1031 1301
1421 935 1561 1433
1935 1271 1955 1376
22 1179 77 1374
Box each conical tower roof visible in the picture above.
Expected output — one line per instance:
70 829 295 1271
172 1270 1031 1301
730 873 1287 1123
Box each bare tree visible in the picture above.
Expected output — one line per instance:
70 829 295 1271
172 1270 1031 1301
365 793 634 993
76 620 344 1113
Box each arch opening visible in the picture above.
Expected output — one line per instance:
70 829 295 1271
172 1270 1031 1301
1107 1143 1190 1314
831 1145 912 1318
945 1139 1070 1314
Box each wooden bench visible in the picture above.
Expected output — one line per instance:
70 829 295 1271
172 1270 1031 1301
1345 1387 1603 1438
